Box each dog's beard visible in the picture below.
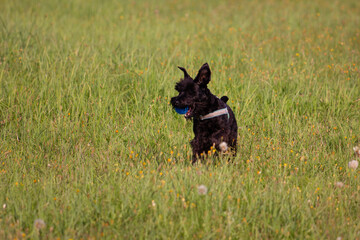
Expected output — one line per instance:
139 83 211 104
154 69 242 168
185 101 208 119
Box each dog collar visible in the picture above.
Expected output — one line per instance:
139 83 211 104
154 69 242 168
200 107 229 121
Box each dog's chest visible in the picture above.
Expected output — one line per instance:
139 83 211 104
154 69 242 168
193 118 227 136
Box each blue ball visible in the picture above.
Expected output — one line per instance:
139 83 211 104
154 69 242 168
175 107 189 115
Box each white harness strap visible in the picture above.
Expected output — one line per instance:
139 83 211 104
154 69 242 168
200 107 229 121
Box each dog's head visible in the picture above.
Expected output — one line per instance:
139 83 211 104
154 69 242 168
171 63 214 119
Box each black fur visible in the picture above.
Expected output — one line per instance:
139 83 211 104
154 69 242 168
171 63 238 164
220 96 229 103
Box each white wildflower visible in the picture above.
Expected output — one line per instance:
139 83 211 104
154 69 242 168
219 142 228 152
34 219 46 230
353 146 360 157
348 160 359 170
197 185 208 195
334 182 344 188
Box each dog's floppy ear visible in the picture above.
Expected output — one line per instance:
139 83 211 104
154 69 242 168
194 63 211 87
178 66 191 79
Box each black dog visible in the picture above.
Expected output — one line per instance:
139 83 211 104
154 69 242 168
171 63 238 163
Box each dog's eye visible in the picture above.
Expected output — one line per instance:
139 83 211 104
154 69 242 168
175 85 185 92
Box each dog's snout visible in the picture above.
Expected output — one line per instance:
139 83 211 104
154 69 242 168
170 97 178 106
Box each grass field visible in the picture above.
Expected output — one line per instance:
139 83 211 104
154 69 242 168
1 0 360 239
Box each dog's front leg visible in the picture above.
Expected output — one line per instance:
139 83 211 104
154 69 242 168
190 138 206 164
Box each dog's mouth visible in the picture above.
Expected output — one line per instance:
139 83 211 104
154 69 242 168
184 107 193 119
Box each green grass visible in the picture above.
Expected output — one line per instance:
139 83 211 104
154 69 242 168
1 0 360 239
